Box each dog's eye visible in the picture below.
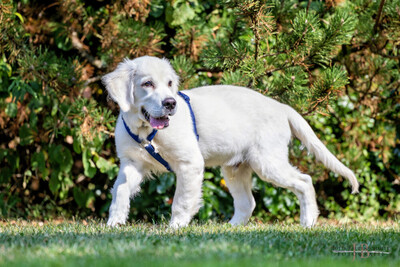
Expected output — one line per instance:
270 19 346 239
142 81 154 87
168 80 172 87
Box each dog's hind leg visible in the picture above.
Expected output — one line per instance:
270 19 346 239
249 151 319 227
222 164 255 225
107 159 143 227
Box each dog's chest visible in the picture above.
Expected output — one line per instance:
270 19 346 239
119 140 168 172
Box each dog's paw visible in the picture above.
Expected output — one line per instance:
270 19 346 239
169 217 190 229
107 216 126 227
229 219 246 226
169 222 187 229
228 214 250 226
300 218 317 228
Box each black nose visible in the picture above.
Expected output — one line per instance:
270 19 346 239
162 97 176 111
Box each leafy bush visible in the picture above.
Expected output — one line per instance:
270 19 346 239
0 0 399 223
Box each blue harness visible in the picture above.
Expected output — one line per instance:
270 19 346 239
121 91 198 172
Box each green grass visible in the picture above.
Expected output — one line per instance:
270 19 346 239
0 220 399 267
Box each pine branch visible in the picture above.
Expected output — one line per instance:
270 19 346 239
252 22 260 61
276 0 285 27
195 67 223 73
228 18 240 44
71 32 105 70
250 8 261 61
260 51 288 58
343 40 400 60
370 40 400 59
372 50 400 59
306 0 312 15
83 76 101 87
301 91 332 116
373 0 386 34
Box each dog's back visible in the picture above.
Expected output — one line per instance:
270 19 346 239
182 85 293 166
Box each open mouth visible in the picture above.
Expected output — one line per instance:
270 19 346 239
142 107 170 130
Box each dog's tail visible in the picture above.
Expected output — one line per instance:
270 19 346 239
287 107 359 193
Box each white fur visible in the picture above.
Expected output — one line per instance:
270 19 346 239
102 56 359 228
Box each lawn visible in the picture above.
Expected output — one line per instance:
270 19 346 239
0 219 399 267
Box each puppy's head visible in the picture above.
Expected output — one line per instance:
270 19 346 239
102 56 179 130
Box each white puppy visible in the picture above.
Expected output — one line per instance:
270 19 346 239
102 56 359 228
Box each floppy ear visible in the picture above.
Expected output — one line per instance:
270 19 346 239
102 60 136 112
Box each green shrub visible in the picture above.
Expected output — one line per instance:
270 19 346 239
0 0 399 222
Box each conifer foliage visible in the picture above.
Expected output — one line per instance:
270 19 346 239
0 0 399 222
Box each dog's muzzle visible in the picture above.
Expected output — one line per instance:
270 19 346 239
162 97 176 111
142 97 177 130
141 107 169 130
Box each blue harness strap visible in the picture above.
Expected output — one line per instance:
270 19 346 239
122 117 172 172
122 91 198 172
144 144 173 172
178 92 199 141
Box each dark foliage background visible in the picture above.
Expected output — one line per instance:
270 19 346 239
0 0 399 223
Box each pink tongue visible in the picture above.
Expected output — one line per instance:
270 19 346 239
150 117 168 129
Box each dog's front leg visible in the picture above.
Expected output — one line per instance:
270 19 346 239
107 159 143 227
169 158 204 228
